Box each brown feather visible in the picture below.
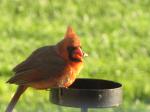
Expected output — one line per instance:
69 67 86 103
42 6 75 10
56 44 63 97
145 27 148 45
7 45 71 89
5 85 27 112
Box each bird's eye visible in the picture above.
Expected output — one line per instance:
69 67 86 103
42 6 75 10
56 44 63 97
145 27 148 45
67 46 76 52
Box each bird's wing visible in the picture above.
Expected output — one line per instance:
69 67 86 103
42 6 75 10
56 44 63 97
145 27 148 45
13 46 56 73
7 45 67 85
7 63 67 85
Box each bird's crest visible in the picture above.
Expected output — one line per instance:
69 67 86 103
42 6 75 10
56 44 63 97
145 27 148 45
65 26 77 38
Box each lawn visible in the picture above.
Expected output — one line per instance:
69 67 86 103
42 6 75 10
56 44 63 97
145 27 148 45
0 0 150 112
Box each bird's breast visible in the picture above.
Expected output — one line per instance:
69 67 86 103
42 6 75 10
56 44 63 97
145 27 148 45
60 62 83 87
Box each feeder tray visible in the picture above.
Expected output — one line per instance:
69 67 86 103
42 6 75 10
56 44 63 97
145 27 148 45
50 78 122 112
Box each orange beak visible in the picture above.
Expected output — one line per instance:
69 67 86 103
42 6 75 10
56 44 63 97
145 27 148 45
72 48 88 59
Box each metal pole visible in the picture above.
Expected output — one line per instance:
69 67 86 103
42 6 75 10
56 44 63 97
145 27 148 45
81 107 88 112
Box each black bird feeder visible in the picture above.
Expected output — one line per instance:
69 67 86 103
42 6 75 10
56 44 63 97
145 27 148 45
50 78 122 112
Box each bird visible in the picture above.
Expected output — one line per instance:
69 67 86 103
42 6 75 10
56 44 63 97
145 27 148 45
5 26 88 112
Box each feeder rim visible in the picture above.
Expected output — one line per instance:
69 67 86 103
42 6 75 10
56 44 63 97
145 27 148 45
50 78 122 91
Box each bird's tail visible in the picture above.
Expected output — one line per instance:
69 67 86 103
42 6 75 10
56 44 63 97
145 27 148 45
5 85 27 112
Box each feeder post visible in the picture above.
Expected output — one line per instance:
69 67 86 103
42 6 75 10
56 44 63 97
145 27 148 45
81 106 88 112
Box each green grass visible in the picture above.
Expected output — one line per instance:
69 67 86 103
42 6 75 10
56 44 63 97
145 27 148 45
0 0 150 111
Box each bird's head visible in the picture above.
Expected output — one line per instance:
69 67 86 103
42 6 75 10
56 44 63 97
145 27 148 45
57 26 88 62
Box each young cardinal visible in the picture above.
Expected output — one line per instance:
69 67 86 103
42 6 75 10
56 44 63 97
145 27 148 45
6 26 87 112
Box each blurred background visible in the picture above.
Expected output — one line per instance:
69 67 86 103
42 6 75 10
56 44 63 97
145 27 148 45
0 0 150 112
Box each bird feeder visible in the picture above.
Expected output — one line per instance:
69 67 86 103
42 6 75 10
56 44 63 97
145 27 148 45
50 78 122 112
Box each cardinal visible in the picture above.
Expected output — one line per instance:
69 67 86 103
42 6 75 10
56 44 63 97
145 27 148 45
6 26 88 112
